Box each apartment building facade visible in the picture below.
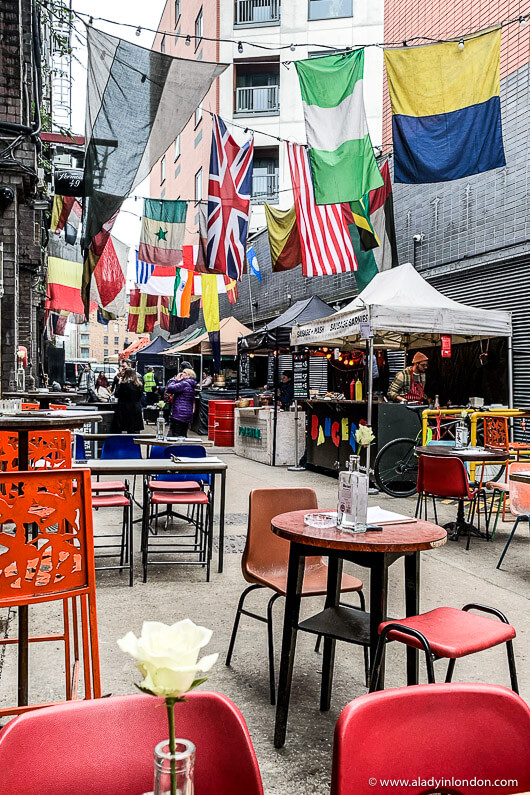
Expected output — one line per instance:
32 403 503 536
150 0 384 231
65 313 145 363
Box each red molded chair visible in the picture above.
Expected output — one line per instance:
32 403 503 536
416 454 489 550
370 603 518 694
331 683 530 795
0 691 264 795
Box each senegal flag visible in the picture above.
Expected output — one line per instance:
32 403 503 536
295 50 383 205
139 199 187 267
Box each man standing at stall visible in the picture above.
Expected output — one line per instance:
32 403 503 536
388 352 430 403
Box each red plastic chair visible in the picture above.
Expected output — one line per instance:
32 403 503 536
331 683 530 795
49 403 68 410
21 402 40 411
416 454 488 550
370 603 518 694
0 691 264 795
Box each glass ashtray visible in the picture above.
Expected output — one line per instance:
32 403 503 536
304 512 337 529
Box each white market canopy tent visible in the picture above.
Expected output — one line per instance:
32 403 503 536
291 263 512 349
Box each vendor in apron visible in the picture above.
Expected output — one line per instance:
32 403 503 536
388 352 430 403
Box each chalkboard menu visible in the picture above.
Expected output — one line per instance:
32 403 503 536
293 351 309 398
239 353 250 386
267 352 275 388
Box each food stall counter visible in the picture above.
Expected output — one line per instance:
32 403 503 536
234 406 305 466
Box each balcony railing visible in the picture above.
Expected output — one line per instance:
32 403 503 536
235 0 280 26
251 173 279 203
235 85 279 115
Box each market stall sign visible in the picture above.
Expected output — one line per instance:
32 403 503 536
292 351 309 399
291 308 370 345
239 426 262 439
441 334 452 358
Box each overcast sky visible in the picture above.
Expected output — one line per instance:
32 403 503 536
70 1 165 277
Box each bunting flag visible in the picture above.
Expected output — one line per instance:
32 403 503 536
127 288 158 333
295 50 383 204
349 197 380 251
171 268 193 317
208 331 221 374
159 296 170 331
207 115 254 280
384 30 505 183
136 252 155 284
81 212 117 318
139 265 177 296
46 234 85 315
51 195 82 244
344 160 399 291
138 199 187 266
192 273 228 295
246 246 261 281
287 142 357 277
90 235 129 317
169 298 200 335
44 310 69 340
201 274 220 332
224 275 238 305
264 204 302 272
81 26 226 307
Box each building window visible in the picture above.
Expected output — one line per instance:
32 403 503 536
195 168 203 201
195 8 203 49
160 34 166 53
114 348 119 354
235 0 280 26
103 335 108 344
308 0 352 20
160 155 166 184
104 348 108 357
114 323 119 332
195 104 202 127
175 0 181 24
80 333 90 344
174 135 181 161
235 60 280 115
114 336 120 346
80 348 90 359
252 148 279 203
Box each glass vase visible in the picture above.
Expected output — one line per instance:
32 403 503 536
153 738 195 795
337 454 369 533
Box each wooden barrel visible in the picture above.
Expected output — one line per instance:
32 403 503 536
214 400 235 447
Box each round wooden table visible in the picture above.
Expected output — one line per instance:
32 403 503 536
0 410 102 708
271 510 446 748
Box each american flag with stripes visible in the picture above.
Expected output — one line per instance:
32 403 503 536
135 251 155 285
287 142 357 277
207 115 254 281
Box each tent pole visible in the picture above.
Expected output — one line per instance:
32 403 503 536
236 345 241 399
272 348 279 466
366 334 374 481
508 335 514 409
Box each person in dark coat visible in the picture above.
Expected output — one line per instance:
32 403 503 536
111 367 144 433
165 367 197 437
278 370 294 410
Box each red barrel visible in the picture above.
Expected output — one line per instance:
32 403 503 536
214 400 235 447
208 400 218 441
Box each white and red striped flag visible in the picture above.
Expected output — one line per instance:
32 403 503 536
287 142 357 277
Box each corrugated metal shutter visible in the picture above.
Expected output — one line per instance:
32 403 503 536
428 260 530 438
387 351 406 377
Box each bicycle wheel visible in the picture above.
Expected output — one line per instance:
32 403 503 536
374 437 418 498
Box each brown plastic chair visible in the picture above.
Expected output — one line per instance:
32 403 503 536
226 488 365 704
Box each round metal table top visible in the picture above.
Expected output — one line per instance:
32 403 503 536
271 510 447 553
415 445 509 462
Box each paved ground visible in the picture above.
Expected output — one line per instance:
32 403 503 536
1 445 528 793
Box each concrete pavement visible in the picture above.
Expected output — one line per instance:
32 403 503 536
0 448 528 793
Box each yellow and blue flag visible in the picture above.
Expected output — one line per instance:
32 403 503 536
384 29 505 184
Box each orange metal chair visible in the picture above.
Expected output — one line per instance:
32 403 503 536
226 488 365 704
20 403 40 411
49 403 68 410
0 430 72 471
0 468 101 717
484 415 530 459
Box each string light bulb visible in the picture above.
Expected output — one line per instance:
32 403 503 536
135 26 141 36
519 15 527 26
458 39 465 50
290 43 296 52
238 41 243 53
185 35 191 46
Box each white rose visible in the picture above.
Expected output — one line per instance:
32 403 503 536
355 425 375 447
118 619 218 699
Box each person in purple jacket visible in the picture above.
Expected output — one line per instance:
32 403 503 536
165 367 197 437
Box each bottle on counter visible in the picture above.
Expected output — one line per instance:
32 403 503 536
337 454 369 533
434 394 440 409
455 414 469 448
156 413 165 441
355 379 363 401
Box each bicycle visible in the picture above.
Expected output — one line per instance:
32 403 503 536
373 405 505 498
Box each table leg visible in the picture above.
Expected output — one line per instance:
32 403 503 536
369 555 388 690
218 469 226 574
274 543 305 749
141 475 149 583
320 556 342 712
405 552 420 686
18 429 30 707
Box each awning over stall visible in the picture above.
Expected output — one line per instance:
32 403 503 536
165 316 253 357
240 296 335 351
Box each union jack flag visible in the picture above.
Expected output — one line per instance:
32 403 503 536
207 115 254 281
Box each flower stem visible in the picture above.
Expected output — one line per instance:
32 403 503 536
165 698 177 795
